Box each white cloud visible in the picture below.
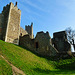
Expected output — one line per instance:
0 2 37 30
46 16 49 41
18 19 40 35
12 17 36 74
56 0 75 11
18 3 41 17
20 0 50 13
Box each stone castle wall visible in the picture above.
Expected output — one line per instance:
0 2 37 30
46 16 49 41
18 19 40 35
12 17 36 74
5 2 21 45
19 30 71 57
0 2 33 45
19 31 58 56
25 23 33 39
20 27 28 36
1 4 10 41
0 14 4 39
34 31 58 56
52 31 71 53
19 35 34 51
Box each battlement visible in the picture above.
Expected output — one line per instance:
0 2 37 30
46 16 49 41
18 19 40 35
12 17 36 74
25 22 33 39
10 2 21 14
25 22 33 28
2 4 10 12
2 2 21 14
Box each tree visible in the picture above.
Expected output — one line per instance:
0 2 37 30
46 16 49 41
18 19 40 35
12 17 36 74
65 27 75 50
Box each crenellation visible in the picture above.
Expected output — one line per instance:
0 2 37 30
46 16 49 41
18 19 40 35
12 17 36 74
10 2 21 14
15 2 18 6
2 4 10 13
25 23 34 39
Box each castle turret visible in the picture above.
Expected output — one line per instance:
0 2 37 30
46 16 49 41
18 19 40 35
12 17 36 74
25 22 34 39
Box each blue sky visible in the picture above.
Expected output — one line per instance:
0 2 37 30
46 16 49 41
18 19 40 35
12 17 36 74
0 0 75 38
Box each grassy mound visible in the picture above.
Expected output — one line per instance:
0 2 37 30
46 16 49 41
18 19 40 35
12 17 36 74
0 40 75 75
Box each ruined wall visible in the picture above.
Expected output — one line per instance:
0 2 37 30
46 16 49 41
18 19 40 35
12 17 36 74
1 4 10 41
34 31 58 56
19 31 58 56
20 27 28 36
53 31 71 53
5 2 21 45
19 35 34 51
0 14 4 39
25 23 33 39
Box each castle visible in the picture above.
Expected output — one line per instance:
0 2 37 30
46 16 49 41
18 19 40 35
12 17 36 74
0 2 33 45
0 2 71 57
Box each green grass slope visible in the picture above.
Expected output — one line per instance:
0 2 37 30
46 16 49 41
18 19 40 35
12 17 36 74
0 40 75 75
0 56 12 75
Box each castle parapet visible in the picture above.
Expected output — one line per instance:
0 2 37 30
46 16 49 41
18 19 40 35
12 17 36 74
2 2 21 14
10 2 21 14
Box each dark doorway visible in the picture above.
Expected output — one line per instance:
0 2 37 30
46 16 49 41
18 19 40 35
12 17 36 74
20 33 22 36
35 42 39 48
74 44 75 51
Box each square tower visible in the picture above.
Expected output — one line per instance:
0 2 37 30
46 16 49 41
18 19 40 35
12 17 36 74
25 22 34 39
53 31 71 52
0 2 21 45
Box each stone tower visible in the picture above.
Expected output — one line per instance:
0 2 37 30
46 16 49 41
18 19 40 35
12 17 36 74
25 22 33 39
0 2 21 45
0 14 4 39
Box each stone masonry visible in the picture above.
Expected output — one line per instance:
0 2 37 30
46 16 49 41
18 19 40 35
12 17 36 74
5 2 21 45
0 2 21 45
0 2 33 45
52 31 71 53
19 31 58 56
25 22 34 39
0 14 4 39
34 31 58 56
20 27 28 36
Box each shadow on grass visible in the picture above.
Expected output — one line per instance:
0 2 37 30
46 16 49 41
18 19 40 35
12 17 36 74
15 44 73 61
15 45 58 61
56 61 75 70
33 68 75 74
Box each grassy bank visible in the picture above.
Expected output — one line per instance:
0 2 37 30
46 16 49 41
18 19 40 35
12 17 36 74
0 56 12 75
0 40 75 75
